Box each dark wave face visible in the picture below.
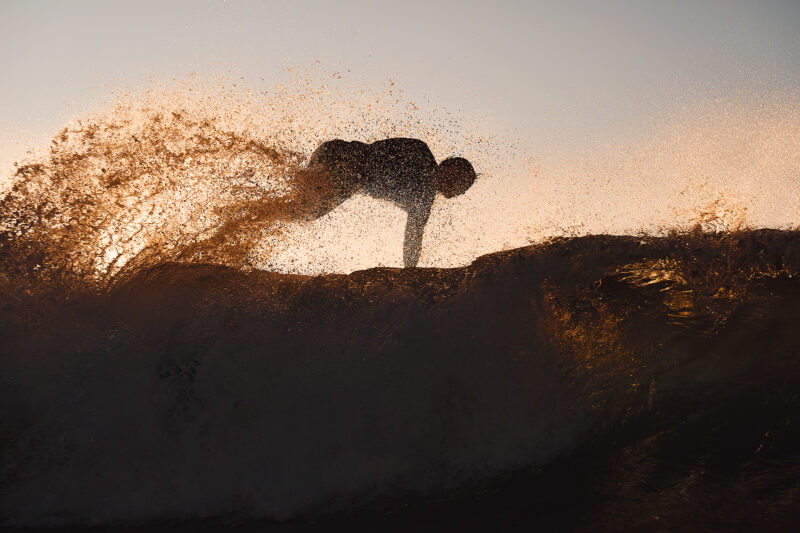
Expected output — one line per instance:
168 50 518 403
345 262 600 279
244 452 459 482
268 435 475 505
2 228 800 530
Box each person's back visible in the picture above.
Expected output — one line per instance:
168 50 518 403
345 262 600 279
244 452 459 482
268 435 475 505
358 138 438 207
292 138 477 267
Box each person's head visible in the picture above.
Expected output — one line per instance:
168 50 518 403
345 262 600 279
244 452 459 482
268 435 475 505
435 157 477 198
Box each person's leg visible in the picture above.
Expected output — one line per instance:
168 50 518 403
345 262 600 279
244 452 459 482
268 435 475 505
285 165 355 222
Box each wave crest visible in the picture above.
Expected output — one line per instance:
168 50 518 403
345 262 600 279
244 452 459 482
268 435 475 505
0 97 312 286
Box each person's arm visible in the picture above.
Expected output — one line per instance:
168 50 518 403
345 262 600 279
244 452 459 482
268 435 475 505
403 197 433 267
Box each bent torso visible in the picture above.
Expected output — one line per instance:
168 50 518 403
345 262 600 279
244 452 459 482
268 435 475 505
312 138 438 210
359 138 437 204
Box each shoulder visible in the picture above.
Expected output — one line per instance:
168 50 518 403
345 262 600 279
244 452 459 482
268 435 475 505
368 139 438 174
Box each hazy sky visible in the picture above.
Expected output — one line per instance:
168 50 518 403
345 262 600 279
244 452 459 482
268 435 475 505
2 0 799 146
1 1 799 272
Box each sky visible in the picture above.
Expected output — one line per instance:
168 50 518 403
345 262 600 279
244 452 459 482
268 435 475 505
1 0 799 271
2 0 798 145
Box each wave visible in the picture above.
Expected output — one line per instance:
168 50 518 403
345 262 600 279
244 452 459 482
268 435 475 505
2 230 799 528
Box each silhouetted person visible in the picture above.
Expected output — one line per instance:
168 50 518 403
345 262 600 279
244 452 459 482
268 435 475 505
290 138 477 267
